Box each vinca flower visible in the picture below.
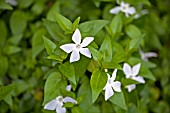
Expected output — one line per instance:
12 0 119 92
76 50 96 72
139 49 157 61
123 63 145 92
60 29 94 63
103 69 121 101
134 4 149 19
109 1 136 17
44 85 77 113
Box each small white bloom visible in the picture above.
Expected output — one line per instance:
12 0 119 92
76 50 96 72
44 96 77 113
139 49 157 61
125 84 136 92
44 85 77 113
6 0 18 6
103 69 121 101
123 63 145 83
65 85 72 91
134 4 149 19
123 63 145 92
60 29 94 63
134 9 148 19
109 1 136 17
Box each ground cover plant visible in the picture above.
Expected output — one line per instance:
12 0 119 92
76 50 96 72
0 0 170 113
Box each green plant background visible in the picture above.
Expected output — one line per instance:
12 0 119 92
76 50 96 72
0 0 170 113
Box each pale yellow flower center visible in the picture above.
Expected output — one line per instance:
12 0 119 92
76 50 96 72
76 44 81 49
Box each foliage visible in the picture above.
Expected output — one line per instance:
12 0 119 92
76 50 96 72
0 0 170 113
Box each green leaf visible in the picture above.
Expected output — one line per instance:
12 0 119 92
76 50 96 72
43 72 66 105
99 35 112 62
72 17 80 31
140 68 156 81
73 56 91 77
43 36 57 55
3 94 13 106
87 60 100 72
56 13 73 32
0 55 8 78
128 57 156 69
0 84 15 101
79 20 109 36
89 46 102 62
0 2 13 10
18 0 34 9
90 69 107 103
121 78 140 86
47 1 60 21
109 92 127 110
112 52 126 63
10 10 27 35
129 36 143 49
102 62 122 70
59 62 76 85
71 106 83 113
125 0 151 6
125 24 142 39
43 19 65 42
32 28 46 59
3 45 21 55
0 20 7 47
110 14 122 33
13 80 31 96
7 33 23 45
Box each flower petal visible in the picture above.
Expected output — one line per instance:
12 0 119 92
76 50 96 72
56 105 66 113
104 85 114 101
65 85 72 91
109 7 121 14
63 97 77 104
72 29 81 44
123 63 131 78
125 13 129 17
144 52 158 58
44 99 57 110
132 76 145 84
112 81 121 92
132 63 141 76
80 48 91 58
107 73 111 80
111 69 117 81
81 37 94 47
126 84 136 92
70 49 80 63
128 7 136 14
60 44 75 53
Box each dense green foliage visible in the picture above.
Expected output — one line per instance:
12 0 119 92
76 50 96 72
0 0 170 113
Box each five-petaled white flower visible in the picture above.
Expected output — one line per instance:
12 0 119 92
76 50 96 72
103 69 121 101
44 85 77 113
123 63 145 92
139 49 157 61
60 29 94 63
109 1 136 17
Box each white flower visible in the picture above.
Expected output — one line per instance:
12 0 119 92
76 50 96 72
60 29 94 63
103 69 121 101
6 0 18 6
134 4 149 19
134 9 148 19
109 1 136 17
125 84 136 92
123 63 145 92
44 96 77 113
44 85 77 113
139 49 157 61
